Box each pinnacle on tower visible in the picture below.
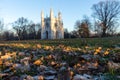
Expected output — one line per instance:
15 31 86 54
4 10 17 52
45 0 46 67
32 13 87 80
41 10 44 20
41 10 44 28
50 8 54 18
58 11 62 20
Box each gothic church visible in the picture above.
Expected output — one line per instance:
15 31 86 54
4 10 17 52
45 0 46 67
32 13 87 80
41 9 64 39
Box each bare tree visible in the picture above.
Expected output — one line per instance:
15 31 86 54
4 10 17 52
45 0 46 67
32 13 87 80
0 19 4 33
0 19 4 40
64 28 70 38
28 23 36 39
3 31 14 40
36 23 41 39
75 20 82 38
75 16 91 38
92 0 120 37
70 30 78 38
13 17 42 40
12 17 30 40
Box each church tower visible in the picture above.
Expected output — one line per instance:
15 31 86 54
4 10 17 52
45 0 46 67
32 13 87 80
41 10 45 39
50 8 55 39
58 11 64 39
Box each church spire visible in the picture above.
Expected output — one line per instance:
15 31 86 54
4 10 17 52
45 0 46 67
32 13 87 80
41 10 44 21
58 11 62 21
50 8 54 18
41 10 44 28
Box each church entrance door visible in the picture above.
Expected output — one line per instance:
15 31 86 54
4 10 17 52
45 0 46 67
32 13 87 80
56 31 59 39
46 31 48 39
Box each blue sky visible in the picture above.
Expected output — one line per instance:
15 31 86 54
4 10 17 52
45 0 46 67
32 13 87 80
0 0 117 31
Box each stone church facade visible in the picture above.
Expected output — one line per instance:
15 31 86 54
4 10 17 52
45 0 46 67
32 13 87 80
41 9 64 39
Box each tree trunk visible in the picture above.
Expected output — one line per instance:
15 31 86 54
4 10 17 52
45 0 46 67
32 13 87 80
102 28 106 37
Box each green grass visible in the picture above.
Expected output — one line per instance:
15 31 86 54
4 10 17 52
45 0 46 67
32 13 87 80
0 37 120 48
